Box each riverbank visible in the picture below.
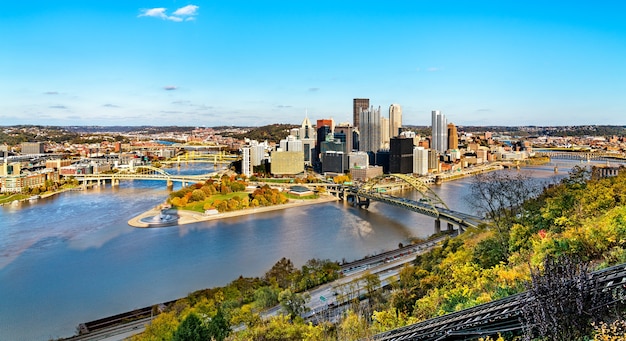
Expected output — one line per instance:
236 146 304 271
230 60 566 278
0 186 83 206
128 195 340 227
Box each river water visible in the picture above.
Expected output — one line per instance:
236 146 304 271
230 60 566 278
0 160 616 340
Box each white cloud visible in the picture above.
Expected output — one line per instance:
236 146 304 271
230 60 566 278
173 5 199 17
139 5 199 22
138 7 167 19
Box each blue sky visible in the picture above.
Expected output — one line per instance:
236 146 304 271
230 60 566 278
1 1 625 127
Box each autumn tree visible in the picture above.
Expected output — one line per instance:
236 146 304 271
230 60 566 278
265 257 297 289
278 289 308 320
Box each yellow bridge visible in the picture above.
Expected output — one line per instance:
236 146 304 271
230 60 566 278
66 166 215 189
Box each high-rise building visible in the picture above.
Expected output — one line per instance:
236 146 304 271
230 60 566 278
313 123 333 171
380 117 390 149
241 147 251 177
389 137 414 174
279 135 303 152
413 146 429 176
242 140 269 176
334 123 354 153
321 151 344 174
389 104 402 138
428 149 439 172
317 118 334 132
431 110 447 153
353 98 369 129
298 116 316 164
447 123 458 150
358 106 381 153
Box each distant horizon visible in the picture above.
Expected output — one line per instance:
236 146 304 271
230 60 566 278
2 123 626 130
2 1 625 126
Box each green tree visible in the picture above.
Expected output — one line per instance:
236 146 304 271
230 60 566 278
207 308 230 341
278 289 308 320
191 189 206 202
254 286 279 309
172 313 210 341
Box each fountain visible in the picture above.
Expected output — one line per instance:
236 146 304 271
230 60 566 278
139 209 180 227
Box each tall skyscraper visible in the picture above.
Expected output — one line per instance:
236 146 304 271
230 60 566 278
299 115 316 164
353 98 369 129
380 116 390 149
358 106 381 153
334 123 354 154
389 104 402 138
389 137 414 174
413 146 429 176
447 123 458 150
431 110 448 153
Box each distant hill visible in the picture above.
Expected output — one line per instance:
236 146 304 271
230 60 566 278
223 123 299 142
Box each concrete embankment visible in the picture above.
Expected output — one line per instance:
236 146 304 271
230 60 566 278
128 195 340 227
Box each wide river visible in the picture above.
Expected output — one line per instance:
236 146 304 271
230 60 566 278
0 160 614 340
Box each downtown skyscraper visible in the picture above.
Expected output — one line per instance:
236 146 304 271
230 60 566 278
431 110 448 153
389 104 402 138
353 98 369 129
358 106 381 153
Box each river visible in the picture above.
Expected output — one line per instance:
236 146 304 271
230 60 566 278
0 160 616 340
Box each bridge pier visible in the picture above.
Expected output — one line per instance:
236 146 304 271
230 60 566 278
357 197 370 209
166 179 173 190
112 179 119 187
434 219 441 233
447 222 454 232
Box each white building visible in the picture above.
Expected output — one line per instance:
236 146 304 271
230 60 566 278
413 146 429 176
431 110 448 154
359 106 381 153
279 135 303 152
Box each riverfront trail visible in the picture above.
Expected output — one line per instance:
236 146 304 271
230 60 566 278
128 195 340 227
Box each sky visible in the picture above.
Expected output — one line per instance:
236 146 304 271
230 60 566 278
1 1 625 127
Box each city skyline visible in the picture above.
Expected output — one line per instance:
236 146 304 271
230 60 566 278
1 1 626 127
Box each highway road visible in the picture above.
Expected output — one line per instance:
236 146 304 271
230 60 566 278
66 237 448 340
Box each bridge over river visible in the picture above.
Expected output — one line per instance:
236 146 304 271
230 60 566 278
67 165 218 190
333 174 486 232
69 167 484 231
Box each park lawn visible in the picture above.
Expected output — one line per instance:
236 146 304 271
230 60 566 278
182 191 250 213
255 178 293 183
284 193 319 200
0 193 29 205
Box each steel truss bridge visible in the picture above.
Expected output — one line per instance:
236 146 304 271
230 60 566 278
372 262 626 341
344 174 484 230
161 151 240 165
536 151 626 162
66 166 214 187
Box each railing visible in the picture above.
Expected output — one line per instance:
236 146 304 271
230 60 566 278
371 263 626 341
